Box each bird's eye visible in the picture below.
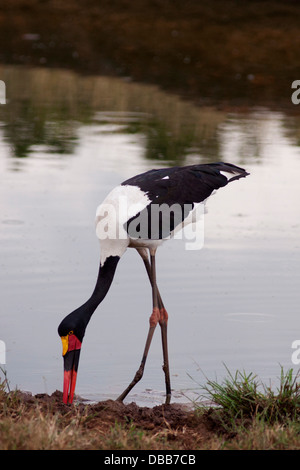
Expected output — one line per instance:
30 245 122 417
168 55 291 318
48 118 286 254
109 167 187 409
68 330 74 336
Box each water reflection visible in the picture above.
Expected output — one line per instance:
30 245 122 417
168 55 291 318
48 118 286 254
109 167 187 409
0 65 225 165
0 65 300 406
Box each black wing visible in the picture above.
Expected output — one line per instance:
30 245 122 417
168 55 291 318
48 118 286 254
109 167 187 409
122 162 249 239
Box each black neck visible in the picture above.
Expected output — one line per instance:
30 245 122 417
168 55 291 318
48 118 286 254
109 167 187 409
85 256 120 315
59 255 120 341
83 255 120 324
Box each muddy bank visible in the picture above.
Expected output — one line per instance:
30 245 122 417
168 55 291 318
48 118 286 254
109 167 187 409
2 389 222 449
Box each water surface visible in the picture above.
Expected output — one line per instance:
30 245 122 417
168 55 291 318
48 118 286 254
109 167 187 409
0 66 300 405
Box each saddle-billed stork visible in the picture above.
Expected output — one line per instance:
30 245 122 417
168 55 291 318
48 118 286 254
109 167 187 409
58 162 249 405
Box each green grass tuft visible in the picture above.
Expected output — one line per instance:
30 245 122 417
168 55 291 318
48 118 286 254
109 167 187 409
197 365 300 429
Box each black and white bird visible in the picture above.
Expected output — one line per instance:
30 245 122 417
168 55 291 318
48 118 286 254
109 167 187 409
58 162 249 405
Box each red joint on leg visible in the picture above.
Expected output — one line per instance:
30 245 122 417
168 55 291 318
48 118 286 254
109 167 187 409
149 307 160 327
159 308 168 326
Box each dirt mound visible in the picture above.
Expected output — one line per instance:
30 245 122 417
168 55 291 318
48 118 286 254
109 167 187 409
14 390 218 449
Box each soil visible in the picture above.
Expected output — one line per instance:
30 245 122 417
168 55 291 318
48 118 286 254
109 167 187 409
16 389 222 449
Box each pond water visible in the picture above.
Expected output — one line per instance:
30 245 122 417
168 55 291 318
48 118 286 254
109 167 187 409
1 65 300 406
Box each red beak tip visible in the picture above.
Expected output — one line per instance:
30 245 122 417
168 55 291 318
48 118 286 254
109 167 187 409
62 347 81 404
63 368 78 404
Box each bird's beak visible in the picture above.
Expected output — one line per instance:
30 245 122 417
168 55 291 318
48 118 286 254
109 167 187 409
61 334 82 404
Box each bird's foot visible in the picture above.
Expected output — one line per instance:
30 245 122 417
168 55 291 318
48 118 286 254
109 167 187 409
165 394 171 405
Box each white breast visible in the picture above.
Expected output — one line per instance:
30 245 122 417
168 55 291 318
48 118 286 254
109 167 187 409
95 185 151 264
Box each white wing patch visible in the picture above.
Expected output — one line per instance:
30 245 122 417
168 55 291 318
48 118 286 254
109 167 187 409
220 170 240 181
95 185 151 265
96 184 150 223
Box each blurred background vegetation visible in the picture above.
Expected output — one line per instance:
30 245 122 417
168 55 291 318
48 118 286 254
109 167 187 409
1 0 300 108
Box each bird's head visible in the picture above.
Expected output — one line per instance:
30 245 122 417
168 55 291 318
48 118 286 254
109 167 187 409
57 255 120 404
58 313 85 404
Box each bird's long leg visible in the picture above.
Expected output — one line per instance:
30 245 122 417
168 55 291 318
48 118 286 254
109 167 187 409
137 248 171 405
116 250 160 403
138 249 164 309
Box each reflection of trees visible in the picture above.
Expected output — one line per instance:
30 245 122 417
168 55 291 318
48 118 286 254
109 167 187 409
0 65 226 163
2 98 81 159
128 118 221 163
